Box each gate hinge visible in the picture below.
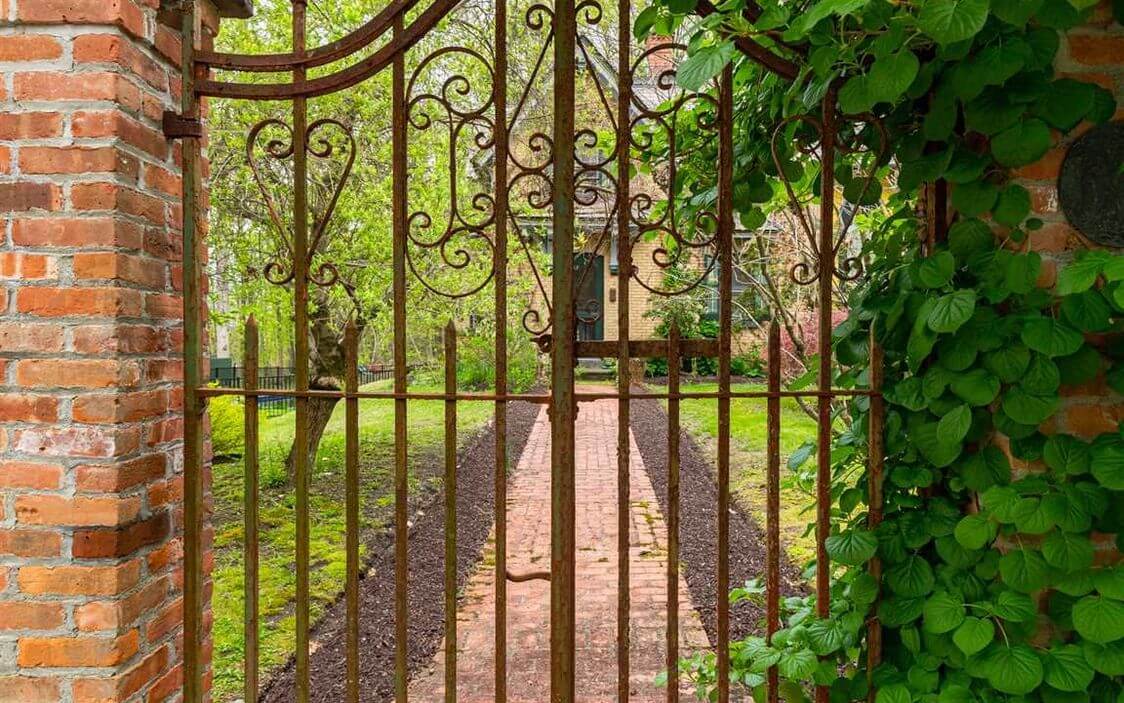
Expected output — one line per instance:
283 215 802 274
162 111 204 140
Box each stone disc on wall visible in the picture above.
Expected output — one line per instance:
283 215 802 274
1058 120 1124 248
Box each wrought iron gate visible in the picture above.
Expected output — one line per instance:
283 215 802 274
171 0 885 701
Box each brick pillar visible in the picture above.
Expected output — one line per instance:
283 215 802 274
0 1 231 701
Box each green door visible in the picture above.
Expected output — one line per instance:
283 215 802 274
574 253 604 341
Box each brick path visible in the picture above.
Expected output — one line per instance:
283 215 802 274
409 395 709 701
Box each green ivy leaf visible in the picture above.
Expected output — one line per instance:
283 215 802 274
922 590 965 633
785 0 869 37
1044 435 1092 476
1043 530 1095 571
949 218 995 261
914 421 963 467
1021 317 1085 357
1083 639 1124 676
888 555 936 597
1061 290 1112 332
880 595 926 626
777 646 819 679
938 404 972 445
1042 644 1096 692
1091 440 1124 490
993 0 1045 25
918 251 956 288
1023 354 1062 395
985 345 1031 383
994 184 1032 227
1002 386 1059 425
675 42 736 91
806 618 846 655
917 0 989 44
928 290 976 333
999 548 1052 592
991 590 1038 622
954 514 995 550
952 616 994 655
985 644 1044 694
951 180 998 217
825 529 878 565
1072 595 1124 644
1057 345 1103 385
1034 79 1097 131
877 683 912 703
950 369 1000 406
1095 565 1124 600
1057 250 1112 294
992 119 1053 168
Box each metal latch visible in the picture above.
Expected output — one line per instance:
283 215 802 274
162 111 204 139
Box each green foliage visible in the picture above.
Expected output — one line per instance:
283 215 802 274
633 0 1124 701
209 393 244 458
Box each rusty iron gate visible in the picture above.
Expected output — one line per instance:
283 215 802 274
170 0 887 701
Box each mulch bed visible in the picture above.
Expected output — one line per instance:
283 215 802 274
631 395 805 644
261 398 542 703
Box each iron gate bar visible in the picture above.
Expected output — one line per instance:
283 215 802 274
867 332 886 702
814 85 839 703
551 0 578 695
716 63 735 703
445 322 458 703
493 0 509 695
344 321 361 703
243 317 261 702
666 324 681 703
179 4 204 702
391 14 410 702
196 387 881 401
765 320 781 703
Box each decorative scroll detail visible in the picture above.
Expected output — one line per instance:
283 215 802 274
405 46 498 299
246 117 356 289
770 113 889 285
627 42 722 298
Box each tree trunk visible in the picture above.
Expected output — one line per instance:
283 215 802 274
284 290 362 479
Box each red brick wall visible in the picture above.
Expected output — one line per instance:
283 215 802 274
1016 2 1124 439
0 1 209 700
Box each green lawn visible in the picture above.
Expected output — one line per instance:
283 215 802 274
676 383 820 569
209 382 492 701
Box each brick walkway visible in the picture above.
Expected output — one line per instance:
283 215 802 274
409 395 709 701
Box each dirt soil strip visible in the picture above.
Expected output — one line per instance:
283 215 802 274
630 396 805 644
261 398 542 703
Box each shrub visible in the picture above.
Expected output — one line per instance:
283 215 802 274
209 394 244 458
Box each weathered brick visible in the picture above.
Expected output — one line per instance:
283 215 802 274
17 359 141 389
18 630 139 668
73 111 170 162
74 324 168 355
19 146 138 178
74 34 168 91
0 461 63 490
17 0 148 40
11 217 144 250
72 183 166 225
0 602 64 631
77 576 169 633
146 662 182 703
12 425 138 459
0 183 61 212
0 395 59 425
15 495 141 527
0 529 62 558
18 561 141 596
0 322 64 354
0 253 54 280
73 252 166 290
14 72 140 108
0 113 63 140
73 512 170 559
74 390 169 424
1068 31 1124 65
0 35 63 62
144 597 181 645
16 287 143 318
144 293 181 319
0 676 61 703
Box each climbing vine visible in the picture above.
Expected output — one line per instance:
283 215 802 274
632 0 1124 701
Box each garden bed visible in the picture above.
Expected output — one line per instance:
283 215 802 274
258 397 542 703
